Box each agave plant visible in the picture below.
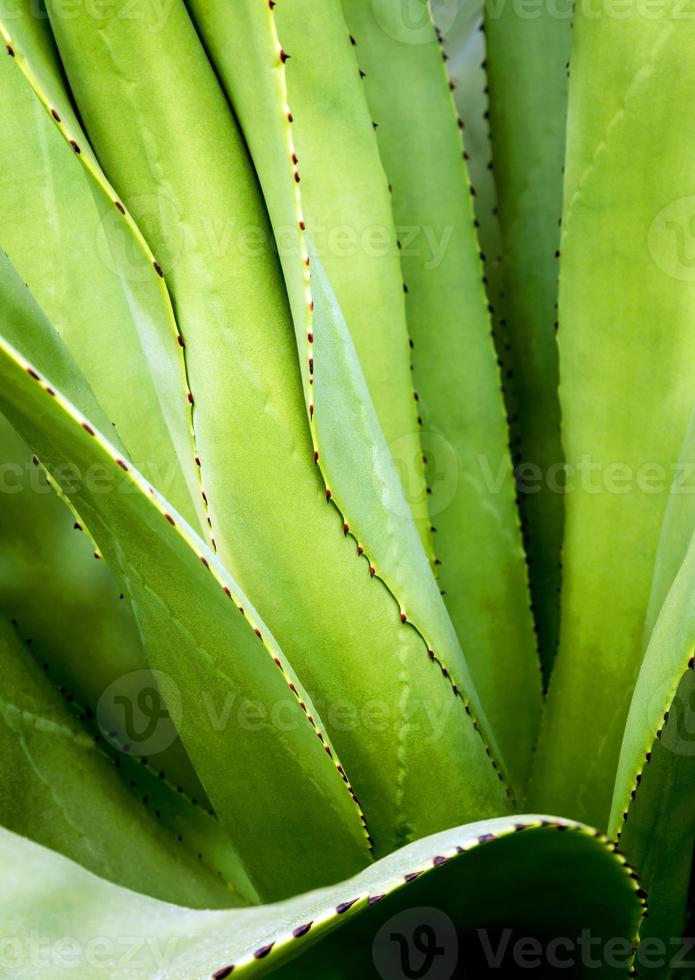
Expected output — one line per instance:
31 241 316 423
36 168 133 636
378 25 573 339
0 0 692 974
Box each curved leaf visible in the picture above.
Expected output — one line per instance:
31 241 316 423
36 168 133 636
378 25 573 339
0 411 208 805
0 52 196 526
0 815 642 978
0 0 208 535
0 617 248 909
613 641 695 967
530 3 695 828
0 248 371 901
484 2 571 671
179 0 516 802
270 0 431 553
39 0 512 850
0 413 258 902
336 0 541 789
609 421 695 958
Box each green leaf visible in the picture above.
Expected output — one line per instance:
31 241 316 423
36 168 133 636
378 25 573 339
610 549 695 965
0 414 259 904
0 53 197 528
39 0 512 848
529 4 695 829
0 414 259 903
0 0 208 535
0 242 109 434
0 815 642 977
39 0 305 578
182 0 497 745
484 3 571 671
438 8 515 497
612 629 695 966
269 0 431 554
644 410 695 644
608 421 695 959
0 411 208 805
441 5 506 319
0 616 248 908
436 5 520 465
335 0 541 791
0 248 371 902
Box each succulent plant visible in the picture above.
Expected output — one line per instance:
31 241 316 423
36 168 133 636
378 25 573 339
0 0 692 975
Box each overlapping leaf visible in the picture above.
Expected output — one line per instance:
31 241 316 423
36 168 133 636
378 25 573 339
0 0 208 534
484 3 571 671
0 247 370 901
530 3 695 828
608 417 695 960
0 816 642 978
0 616 250 908
34 0 514 854
337 0 541 789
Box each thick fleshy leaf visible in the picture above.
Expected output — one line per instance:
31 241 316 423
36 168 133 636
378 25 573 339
40 0 512 852
0 249 371 902
0 413 258 903
644 410 695 643
0 245 109 431
610 559 695 963
0 411 208 805
0 815 642 978
269 0 430 553
0 53 197 526
438 6 523 452
0 616 250 908
0 0 208 535
336 0 541 790
439 7 515 483
441 4 505 319
484 3 571 672
529 3 695 828
609 418 695 958
182 0 505 773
